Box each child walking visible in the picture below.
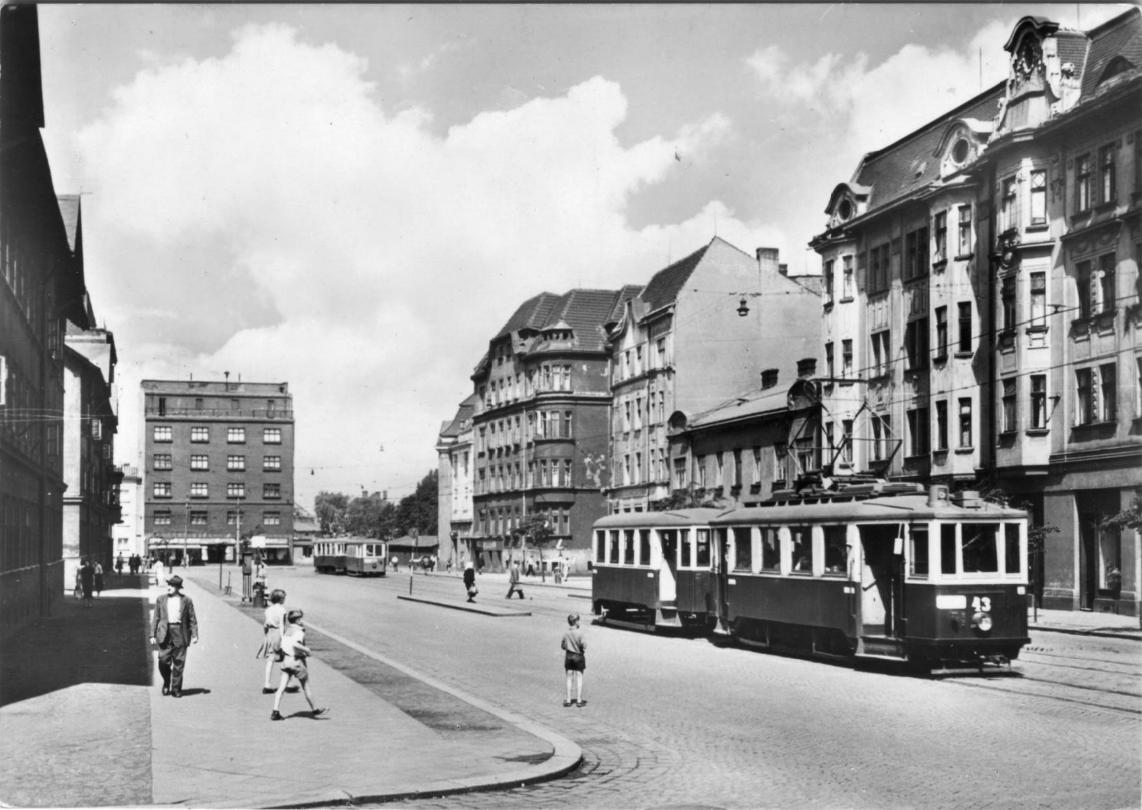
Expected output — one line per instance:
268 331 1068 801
561 613 586 707
270 609 327 721
261 589 287 693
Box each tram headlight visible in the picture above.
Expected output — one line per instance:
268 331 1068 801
972 612 993 634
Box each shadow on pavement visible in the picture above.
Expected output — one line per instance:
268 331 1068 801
0 576 153 707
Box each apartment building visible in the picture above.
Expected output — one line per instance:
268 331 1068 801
142 378 295 564
436 393 476 570
810 10 1142 615
605 237 820 513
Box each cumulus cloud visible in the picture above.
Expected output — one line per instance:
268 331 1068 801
77 23 776 504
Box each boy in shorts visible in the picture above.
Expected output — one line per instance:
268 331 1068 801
270 609 327 721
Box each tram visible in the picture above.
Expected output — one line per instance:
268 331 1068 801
313 539 388 576
592 480 1030 669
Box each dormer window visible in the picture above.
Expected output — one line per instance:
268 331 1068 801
837 199 852 221
951 137 970 164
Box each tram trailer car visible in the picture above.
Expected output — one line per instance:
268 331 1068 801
591 508 727 629
313 540 389 576
592 483 1030 669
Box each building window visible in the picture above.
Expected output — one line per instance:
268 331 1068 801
935 306 948 359
1000 176 1018 232
1098 253 1116 314
841 420 853 463
905 319 928 370
933 211 947 263
190 511 208 526
228 427 246 444
153 425 172 443
871 330 891 376
190 454 209 471
958 399 973 448
904 226 929 280
1001 276 1016 332
1099 143 1117 205
153 482 172 498
907 407 929 456
190 482 208 498
1076 153 1092 212
191 426 210 443
227 483 245 499
264 455 281 471
1002 378 1017 433
264 483 281 499
935 400 948 452
154 510 172 525
673 457 687 489
1029 169 1047 225
957 205 972 256
841 339 853 378
263 427 281 444
226 510 244 526
227 455 245 471
869 244 890 292
1030 375 1047 430
958 302 972 353
153 453 173 471
1030 273 1047 326
825 342 834 378
871 415 890 461
695 455 706 489
1077 260 1093 319
1099 363 1117 422
264 511 281 526
1075 368 1095 425
823 259 834 305
842 255 854 299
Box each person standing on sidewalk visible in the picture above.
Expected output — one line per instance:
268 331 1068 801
270 609 327 721
94 561 105 596
261 589 287 693
463 562 477 602
505 560 525 599
78 559 95 606
151 575 199 698
561 613 586 708
241 555 253 603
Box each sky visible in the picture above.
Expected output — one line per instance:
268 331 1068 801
34 2 1131 511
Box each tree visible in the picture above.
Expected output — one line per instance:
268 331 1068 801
344 491 388 537
517 514 556 582
314 491 349 535
396 470 438 536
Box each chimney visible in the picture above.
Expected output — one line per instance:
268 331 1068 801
797 358 817 378
224 371 230 390
756 247 780 278
761 368 779 388
778 263 788 276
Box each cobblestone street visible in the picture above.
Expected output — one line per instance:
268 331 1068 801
259 569 1141 809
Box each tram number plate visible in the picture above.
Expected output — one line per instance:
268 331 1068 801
936 594 967 610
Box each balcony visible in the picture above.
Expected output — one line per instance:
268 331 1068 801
145 406 293 419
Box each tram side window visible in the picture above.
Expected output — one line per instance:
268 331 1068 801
638 530 651 565
791 527 812 573
761 528 781 572
962 524 999 573
623 530 636 564
1004 524 1022 574
823 525 846 575
680 531 693 568
595 531 606 563
733 527 752 572
695 529 711 568
941 525 957 574
910 527 929 576
609 531 620 564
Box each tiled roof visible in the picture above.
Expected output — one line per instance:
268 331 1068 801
1079 8 1142 97
640 240 713 313
686 386 790 429
853 88 1004 212
494 292 562 340
607 284 644 325
439 394 478 438
526 288 630 353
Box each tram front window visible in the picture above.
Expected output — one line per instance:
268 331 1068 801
1004 524 1021 574
623 530 635 564
791 527 812 573
638 530 651 565
733 527 752 572
909 527 929 576
695 530 711 567
962 523 1000 573
823 525 846 574
761 528 780 572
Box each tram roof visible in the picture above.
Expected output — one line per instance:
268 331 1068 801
713 495 1028 524
594 508 731 528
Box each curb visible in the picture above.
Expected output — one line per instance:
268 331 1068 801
1029 625 1142 642
396 594 532 617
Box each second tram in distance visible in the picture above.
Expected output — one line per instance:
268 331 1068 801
313 539 389 576
591 480 1030 670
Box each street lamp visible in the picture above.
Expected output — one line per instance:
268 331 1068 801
183 500 190 569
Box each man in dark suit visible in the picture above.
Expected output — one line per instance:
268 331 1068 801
150 575 199 697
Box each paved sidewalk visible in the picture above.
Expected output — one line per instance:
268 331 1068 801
0 574 581 809
1027 605 1142 641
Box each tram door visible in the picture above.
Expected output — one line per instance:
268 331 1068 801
859 525 903 637
658 529 678 603
713 528 731 629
